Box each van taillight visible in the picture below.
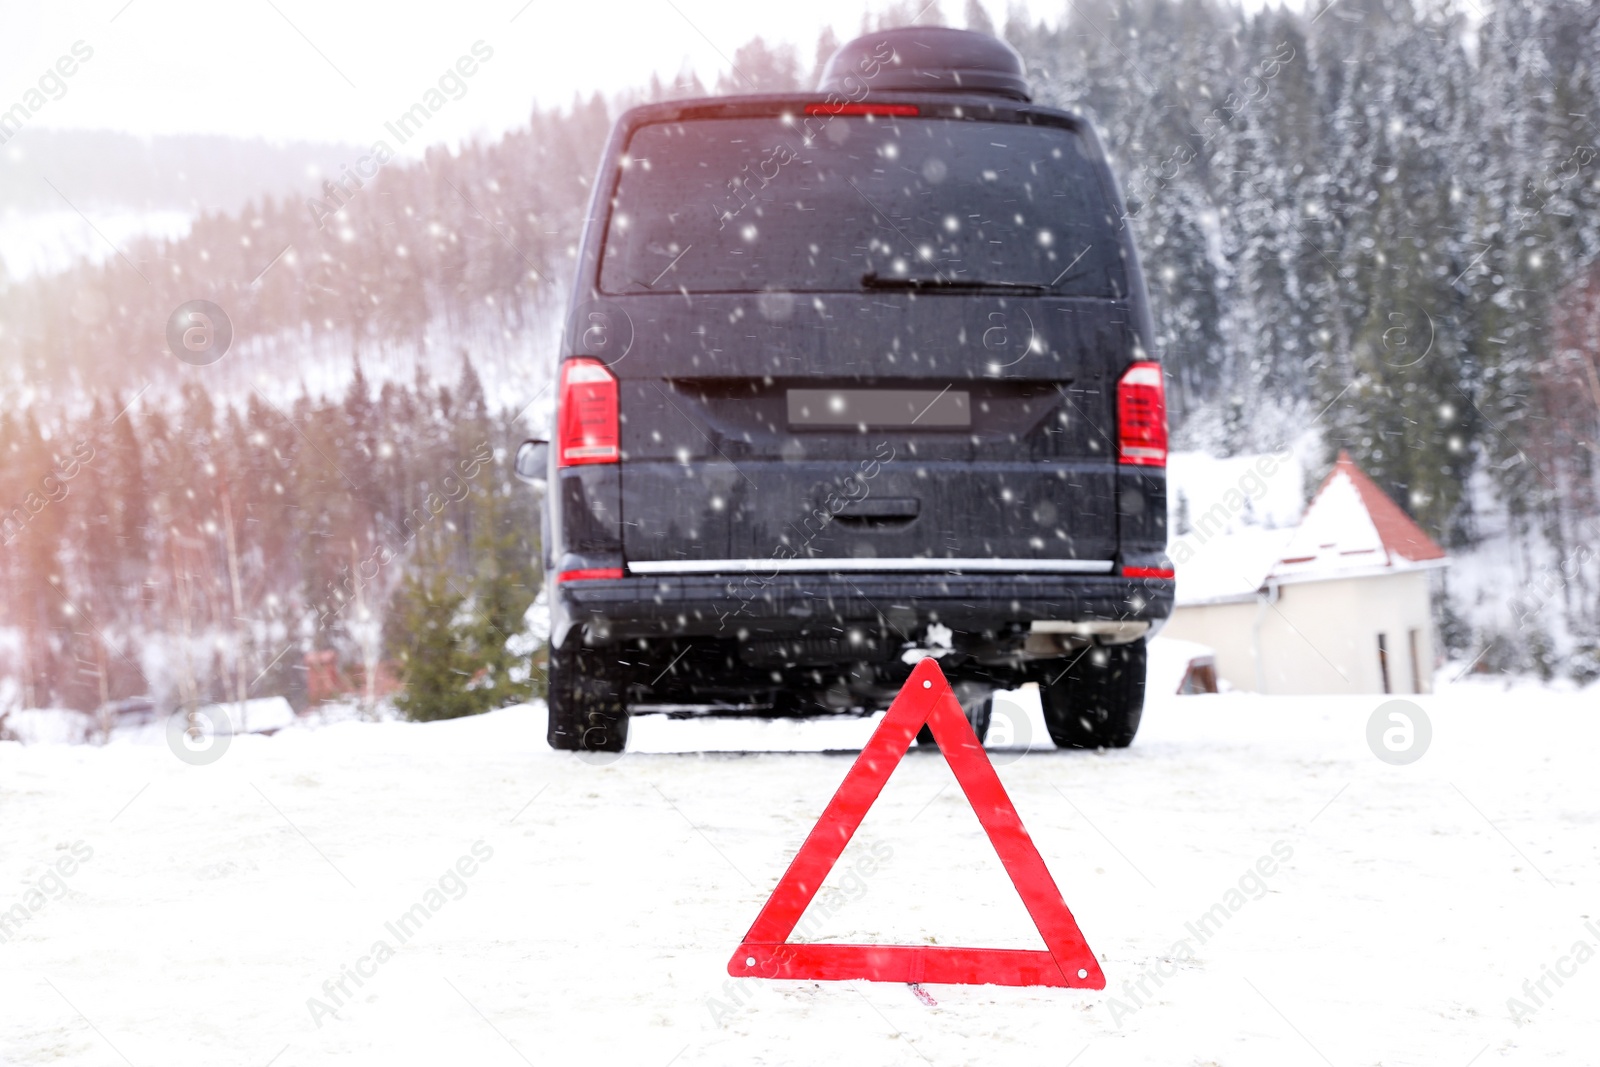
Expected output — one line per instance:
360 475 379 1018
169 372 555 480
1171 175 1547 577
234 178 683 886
1117 361 1167 468
558 358 619 466
557 567 624 582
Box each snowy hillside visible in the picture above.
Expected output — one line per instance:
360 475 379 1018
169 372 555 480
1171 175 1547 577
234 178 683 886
0 207 193 281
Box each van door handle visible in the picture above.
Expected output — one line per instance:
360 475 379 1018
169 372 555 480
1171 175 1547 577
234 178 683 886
833 497 920 524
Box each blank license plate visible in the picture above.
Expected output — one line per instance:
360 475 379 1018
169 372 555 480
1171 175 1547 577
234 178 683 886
787 388 970 428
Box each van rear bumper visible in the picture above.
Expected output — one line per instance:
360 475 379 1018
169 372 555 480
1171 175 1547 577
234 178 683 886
556 572 1173 643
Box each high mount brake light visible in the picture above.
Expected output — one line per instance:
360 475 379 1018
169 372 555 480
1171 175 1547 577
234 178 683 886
557 358 619 466
1117 361 1168 468
802 103 920 117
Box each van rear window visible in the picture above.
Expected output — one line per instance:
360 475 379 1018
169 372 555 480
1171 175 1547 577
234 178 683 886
599 116 1124 296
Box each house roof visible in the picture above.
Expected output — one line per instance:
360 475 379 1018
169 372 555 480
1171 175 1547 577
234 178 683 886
1332 450 1447 562
1172 525 1297 606
1175 450 1448 606
1275 451 1445 575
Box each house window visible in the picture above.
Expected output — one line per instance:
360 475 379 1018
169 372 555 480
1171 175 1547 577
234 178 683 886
1377 633 1391 694
1408 628 1422 694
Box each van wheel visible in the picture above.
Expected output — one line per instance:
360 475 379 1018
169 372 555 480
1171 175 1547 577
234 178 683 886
915 685 993 747
1039 641 1146 749
546 641 629 753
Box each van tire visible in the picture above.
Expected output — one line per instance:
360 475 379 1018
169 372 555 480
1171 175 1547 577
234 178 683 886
547 641 629 753
1039 641 1145 749
915 688 993 747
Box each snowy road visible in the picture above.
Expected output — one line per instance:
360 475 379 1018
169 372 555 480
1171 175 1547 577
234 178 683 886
3 680 1596 1065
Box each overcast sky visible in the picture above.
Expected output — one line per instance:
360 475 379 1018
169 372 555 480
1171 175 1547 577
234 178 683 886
4 0 1299 155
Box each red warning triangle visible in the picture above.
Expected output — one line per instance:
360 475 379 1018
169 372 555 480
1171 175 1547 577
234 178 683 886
728 658 1106 989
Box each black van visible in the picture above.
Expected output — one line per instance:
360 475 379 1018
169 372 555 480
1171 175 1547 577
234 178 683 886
517 26 1172 754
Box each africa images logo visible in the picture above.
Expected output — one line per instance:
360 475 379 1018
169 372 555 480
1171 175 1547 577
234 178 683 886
166 300 234 366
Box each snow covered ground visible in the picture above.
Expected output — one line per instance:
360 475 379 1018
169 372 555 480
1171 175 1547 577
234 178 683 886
0 208 193 280
2 676 1595 1065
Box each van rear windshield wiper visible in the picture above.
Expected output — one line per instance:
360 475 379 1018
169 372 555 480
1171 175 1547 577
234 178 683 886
861 273 1049 293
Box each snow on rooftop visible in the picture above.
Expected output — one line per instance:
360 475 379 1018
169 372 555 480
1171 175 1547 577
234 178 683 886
1273 468 1388 576
200 696 297 734
1275 451 1447 580
0 707 96 745
1173 450 1447 606
1174 525 1297 606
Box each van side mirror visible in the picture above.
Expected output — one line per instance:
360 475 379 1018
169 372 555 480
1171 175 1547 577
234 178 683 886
515 439 549 490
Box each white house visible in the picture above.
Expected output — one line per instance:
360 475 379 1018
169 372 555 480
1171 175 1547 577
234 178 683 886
1161 451 1449 695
